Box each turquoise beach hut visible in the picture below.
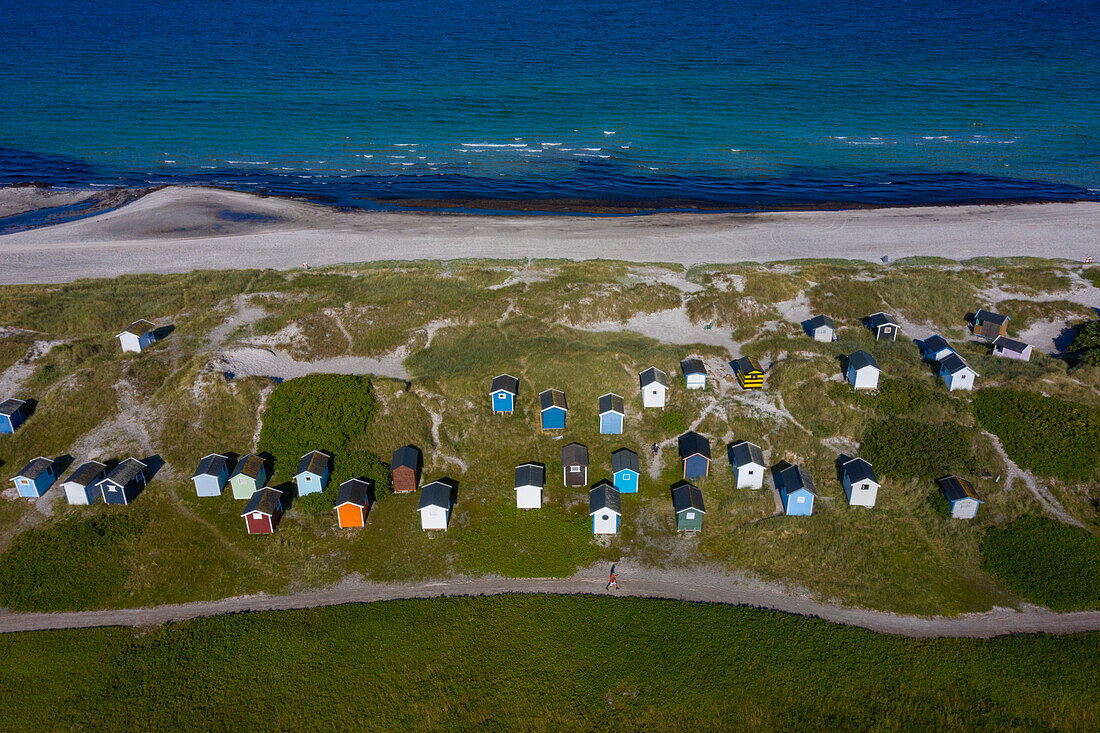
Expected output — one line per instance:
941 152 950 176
295 450 331 496
490 374 518 414
539 389 567 430
611 448 639 494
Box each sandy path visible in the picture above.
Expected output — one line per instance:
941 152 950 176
2 187 1099 284
1 565 1098 638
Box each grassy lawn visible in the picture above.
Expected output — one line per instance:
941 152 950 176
1 257 1098 615
1 595 1098 731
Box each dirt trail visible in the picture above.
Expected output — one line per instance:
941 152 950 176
1 566 1098 638
984 431 1086 529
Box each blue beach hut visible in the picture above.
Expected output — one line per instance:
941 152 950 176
0 398 29 434
192 453 230 497
490 374 518 414
677 432 711 480
598 393 625 435
611 448 640 494
776 464 816 516
11 457 56 498
539 389 567 430
295 450 331 496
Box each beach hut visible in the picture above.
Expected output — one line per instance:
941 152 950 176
938 475 982 519
391 445 422 494
11 457 56 498
335 479 372 528
116 319 157 353
229 453 268 500
680 358 707 390
841 457 880 508
539 389 568 430
98 458 147 505
920 334 955 363
0 398 29 434
728 440 765 489
589 481 621 535
418 481 452 531
294 450 331 496
866 313 899 341
939 353 978 391
241 488 283 534
562 442 589 487
639 367 668 407
490 374 519 414
678 431 711 480
846 350 881 390
992 336 1033 361
514 462 545 509
191 453 229 497
598 393 625 434
776 464 816 516
611 448 640 494
671 482 705 532
60 460 106 505
732 357 764 389
805 315 836 342
973 309 1009 340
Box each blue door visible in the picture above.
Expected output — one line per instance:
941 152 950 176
542 407 565 430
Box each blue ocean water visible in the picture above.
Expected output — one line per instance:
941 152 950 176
1 0 1098 211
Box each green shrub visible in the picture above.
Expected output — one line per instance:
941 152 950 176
982 516 1100 610
1069 319 1100 366
658 410 687 434
972 389 1100 483
0 514 146 611
256 374 390 510
874 379 945 416
860 418 977 480
926 489 951 517
1083 268 1100 288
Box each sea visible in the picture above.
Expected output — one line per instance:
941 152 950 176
1 0 1098 213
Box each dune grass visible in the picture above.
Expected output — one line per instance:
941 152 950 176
1 596 1098 732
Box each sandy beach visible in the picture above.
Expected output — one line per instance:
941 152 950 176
1 186 1098 284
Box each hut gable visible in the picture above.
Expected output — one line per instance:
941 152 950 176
846 350 881 390
490 374 519 413
671 482 706 532
973 309 1010 339
678 431 712 479
418 480 452 530
61 460 107 505
12 456 56 499
514 462 545 509
598 392 625 434
728 440 765 489
335 478 372 528
866 312 899 341
611 448 640 494
390 445 422 493
562 442 590 486
841 457 880 508
680 358 707 389
589 481 621 534
732 357 765 389
0 398 28 433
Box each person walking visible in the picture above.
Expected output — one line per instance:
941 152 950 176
606 564 618 590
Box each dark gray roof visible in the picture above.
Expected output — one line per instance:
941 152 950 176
975 309 1009 325
678 431 711 460
231 453 265 479
16 456 53 480
866 312 898 329
0 398 27 416
939 352 974 375
63 460 106 487
808 314 835 330
490 374 519 394
104 457 146 487
562 442 589 466
193 453 228 479
391 445 421 470
729 440 764 467
120 319 156 337
777 464 816 495
922 334 952 354
639 367 668 388
241 487 282 516
680 358 706 376
848 350 880 371
589 481 621 515
842 457 879 486
514 463 545 488
418 481 451 510
992 336 1030 354
598 393 624 415
732 356 763 375
295 450 329 477
611 448 639 474
672 483 706 514
539 389 567 411
336 478 371 507
938 475 981 503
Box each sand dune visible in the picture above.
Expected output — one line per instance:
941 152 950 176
2 185 1098 284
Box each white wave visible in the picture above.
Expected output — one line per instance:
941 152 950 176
541 142 563 147
583 147 601 151
393 143 418 147
603 130 615 135
163 160 177 164
389 155 406 159
922 135 951 140
620 145 631 149
460 142 528 148
730 148 741 153
226 160 270 164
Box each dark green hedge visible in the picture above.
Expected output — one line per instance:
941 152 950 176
972 388 1100 482
982 516 1100 611
860 417 977 480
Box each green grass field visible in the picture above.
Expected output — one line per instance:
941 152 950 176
1 258 1098 616
0 595 1097 731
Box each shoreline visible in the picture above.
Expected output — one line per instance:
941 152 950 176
1 185 1098 285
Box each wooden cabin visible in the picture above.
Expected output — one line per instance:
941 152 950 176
841 457 879 508
611 448 639 494
671 482 705 532
98 458 147 505
562 442 589 487
732 357 764 389
866 312 899 341
680 358 707 390
589 481 621 535
973 309 1009 340
192 453 229 498
61 460 106 505
294 450 331 496
598 393 625 434
418 481 452 531
992 336 1033 361
242 487 283 534
728 440 765 489
639 366 668 407
12 457 56 499
804 315 836 342
0 398 29 434
938 475 982 519
390 445 422 493
514 462 545 509
678 431 711 479
846 350 881 390
776 464 816 516
335 479 372 528
490 374 519 413
539 389 568 430
230 453 268 500
116 319 157 353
